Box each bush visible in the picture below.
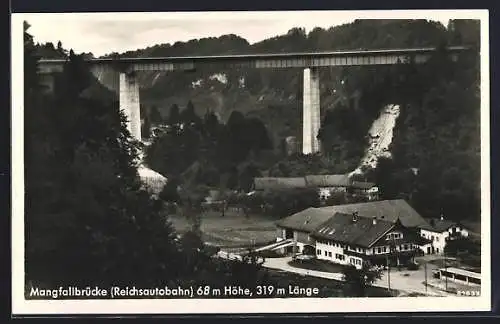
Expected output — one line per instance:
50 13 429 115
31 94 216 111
407 262 420 271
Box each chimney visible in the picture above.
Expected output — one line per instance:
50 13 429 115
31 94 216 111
372 216 377 225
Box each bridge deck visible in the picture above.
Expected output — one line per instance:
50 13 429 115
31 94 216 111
39 46 468 65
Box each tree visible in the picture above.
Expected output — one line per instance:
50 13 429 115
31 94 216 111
341 263 383 297
444 237 480 257
24 32 185 289
149 105 163 124
141 109 152 139
180 100 201 125
159 178 181 203
168 104 180 125
203 111 221 139
238 162 262 192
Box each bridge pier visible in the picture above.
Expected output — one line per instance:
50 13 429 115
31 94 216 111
302 67 321 155
119 72 142 141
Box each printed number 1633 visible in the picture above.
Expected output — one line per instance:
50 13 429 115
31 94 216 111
457 290 480 296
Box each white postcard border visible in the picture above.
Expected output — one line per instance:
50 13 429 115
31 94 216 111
11 9 491 315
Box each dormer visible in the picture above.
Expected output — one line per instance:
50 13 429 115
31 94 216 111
386 231 403 240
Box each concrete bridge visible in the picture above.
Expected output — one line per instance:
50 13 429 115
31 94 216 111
38 46 468 154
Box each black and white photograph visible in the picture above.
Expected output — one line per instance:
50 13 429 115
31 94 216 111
11 10 491 314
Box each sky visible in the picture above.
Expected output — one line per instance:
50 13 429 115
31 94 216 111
17 10 479 57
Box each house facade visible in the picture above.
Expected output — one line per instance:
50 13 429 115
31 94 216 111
312 213 428 269
419 217 470 254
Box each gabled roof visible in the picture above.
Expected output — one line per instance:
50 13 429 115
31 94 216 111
419 218 460 232
304 174 351 187
371 227 433 247
311 212 394 248
275 207 333 233
318 199 428 228
254 177 307 190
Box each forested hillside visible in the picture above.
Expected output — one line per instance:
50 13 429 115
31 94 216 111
25 22 279 290
35 19 481 223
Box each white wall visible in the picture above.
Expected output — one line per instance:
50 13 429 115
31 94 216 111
420 229 446 253
420 225 469 254
316 241 363 269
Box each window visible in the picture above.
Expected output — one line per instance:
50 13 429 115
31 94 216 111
377 247 381 254
324 251 327 256
469 277 481 285
383 247 387 253
317 250 321 255
328 252 332 257
431 235 434 241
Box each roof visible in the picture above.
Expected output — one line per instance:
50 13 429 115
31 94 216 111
318 199 428 228
351 181 376 190
254 177 307 190
437 267 481 279
275 207 334 233
312 213 394 248
419 218 459 232
304 174 351 187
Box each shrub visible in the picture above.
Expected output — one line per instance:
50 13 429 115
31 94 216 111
407 262 420 271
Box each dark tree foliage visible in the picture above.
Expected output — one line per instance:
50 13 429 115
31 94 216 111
25 24 275 292
149 105 163 124
24 29 185 288
141 106 152 139
146 104 273 191
168 104 180 125
180 100 202 126
341 263 383 297
444 237 481 257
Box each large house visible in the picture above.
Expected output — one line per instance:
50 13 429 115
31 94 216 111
312 213 428 269
274 200 469 268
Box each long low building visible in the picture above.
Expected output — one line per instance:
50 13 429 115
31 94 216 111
254 175 379 201
274 200 468 268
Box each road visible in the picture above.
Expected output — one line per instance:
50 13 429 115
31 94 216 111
261 256 452 297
